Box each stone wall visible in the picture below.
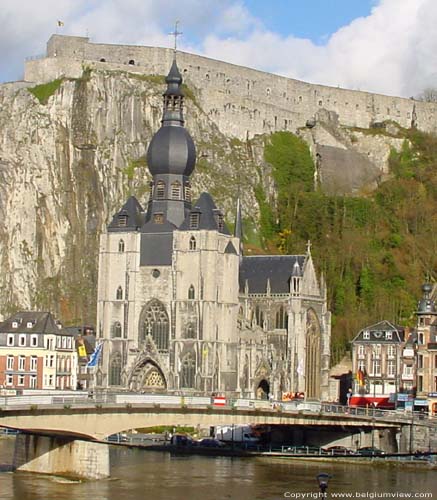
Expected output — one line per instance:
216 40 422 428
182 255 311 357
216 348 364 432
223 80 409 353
25 35 437 142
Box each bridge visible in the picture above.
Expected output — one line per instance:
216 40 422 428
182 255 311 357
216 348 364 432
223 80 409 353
1 394 434 480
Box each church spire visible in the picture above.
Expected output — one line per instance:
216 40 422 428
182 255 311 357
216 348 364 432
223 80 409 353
234 198 243 257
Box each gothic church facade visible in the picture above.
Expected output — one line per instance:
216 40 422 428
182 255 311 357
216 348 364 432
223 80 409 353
96 60 331 400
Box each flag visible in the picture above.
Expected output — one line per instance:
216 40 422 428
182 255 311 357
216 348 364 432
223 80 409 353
78 344 87 358
356 369 365 387
57 20 64 27
87 343 103 368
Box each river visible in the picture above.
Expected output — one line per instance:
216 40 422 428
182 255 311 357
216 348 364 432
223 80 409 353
0 438 435 500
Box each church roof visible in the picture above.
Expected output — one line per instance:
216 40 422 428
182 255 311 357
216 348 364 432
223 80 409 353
146 59 196 177
224 241 238 255
239 255 305 294
108 196 144 232
179 192 230 234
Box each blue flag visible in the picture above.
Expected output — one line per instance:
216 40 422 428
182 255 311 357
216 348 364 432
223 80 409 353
87 342 103 368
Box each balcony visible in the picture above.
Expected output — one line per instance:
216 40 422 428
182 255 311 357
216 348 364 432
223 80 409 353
427 343 437 350
403 348 415 358
401 374 414 381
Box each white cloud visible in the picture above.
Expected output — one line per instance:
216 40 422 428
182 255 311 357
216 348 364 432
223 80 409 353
201 0 437 97
0 0 436 97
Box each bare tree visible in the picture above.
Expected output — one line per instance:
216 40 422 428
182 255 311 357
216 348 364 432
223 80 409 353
416 88 437 102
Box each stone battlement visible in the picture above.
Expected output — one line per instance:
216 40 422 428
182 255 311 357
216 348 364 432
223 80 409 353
24 35 437 140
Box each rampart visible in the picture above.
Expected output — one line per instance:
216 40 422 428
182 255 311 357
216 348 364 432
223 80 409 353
24 35 437 140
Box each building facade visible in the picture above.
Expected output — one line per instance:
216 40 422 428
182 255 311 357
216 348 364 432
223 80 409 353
415 284 437 414
351 320 405 407
96 59 331 400
0 311 77 391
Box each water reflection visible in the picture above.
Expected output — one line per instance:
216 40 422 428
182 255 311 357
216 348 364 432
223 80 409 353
0 439 435 500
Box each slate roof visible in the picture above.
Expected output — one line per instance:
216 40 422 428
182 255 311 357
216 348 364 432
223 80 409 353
179 192 230 235
352 320 404 343
0 311 69 335
108 196 144 232
239 255 305 294
224 241 238 255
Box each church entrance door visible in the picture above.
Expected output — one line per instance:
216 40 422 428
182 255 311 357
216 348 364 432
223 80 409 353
256 379 269 399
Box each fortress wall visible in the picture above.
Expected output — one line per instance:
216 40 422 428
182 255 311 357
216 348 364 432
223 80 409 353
25 35 437 139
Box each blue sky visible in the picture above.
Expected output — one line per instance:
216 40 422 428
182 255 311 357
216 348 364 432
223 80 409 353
0 0 435 97
247 0 375 44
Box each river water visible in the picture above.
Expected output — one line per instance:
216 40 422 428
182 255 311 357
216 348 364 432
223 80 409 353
0 438 435 500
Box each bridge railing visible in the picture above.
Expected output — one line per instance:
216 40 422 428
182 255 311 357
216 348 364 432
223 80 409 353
0 394 435 426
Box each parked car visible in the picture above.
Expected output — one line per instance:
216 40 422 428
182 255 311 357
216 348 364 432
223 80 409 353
197 438 225 448
323 445 355 455
107 433 128 443
357 446 384 456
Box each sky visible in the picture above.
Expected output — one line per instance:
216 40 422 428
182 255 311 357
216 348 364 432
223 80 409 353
0 0 436 97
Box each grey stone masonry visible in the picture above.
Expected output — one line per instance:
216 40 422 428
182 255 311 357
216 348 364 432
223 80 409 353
24 35 437 141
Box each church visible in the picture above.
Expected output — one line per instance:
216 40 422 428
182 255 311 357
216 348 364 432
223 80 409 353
96 58 332 400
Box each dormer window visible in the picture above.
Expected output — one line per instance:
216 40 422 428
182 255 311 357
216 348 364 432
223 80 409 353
386 331 393 340
119 240 125 252
154 213 164 224
27 321 34 329
156 181 165 199
12 321 18 328
184 183 191 202
363 331 370 339
171 181 181 200
190 212 200 229
118 214 128 227
214 210 224 231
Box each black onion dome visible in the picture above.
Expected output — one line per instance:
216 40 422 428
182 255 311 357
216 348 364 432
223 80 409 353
147 126 196 176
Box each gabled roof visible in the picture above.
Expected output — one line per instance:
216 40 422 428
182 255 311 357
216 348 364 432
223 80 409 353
352 320 404 343
239 255 305 294
108 196 144 232
0 311 69 336
179 192 230 234
224 241 238 255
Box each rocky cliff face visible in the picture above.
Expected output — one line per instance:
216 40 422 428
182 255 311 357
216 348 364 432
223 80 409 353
0 66 408 322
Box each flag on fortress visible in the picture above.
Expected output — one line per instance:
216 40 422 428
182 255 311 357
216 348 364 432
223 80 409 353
87 342 103 368
57 20 64 27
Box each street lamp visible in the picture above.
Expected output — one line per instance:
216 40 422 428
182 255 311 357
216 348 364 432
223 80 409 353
316 473 331 498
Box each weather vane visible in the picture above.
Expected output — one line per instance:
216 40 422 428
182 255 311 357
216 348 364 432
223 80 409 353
169 21 183 53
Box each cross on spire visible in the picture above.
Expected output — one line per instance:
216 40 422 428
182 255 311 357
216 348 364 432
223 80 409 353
169 21 183 54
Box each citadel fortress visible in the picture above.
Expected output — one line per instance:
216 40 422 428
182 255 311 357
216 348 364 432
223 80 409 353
26 35 437 142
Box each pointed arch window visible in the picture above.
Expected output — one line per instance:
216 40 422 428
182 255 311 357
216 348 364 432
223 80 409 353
139 300 169 351
111 321 122 338
180 352 196 388
255 305 264 327
171 181 181 200
109 353 122 386
118 239 125 252
185 322 196 339
188 285 195 300
116 286 123 300
156 181 165 199
275 306 288 329
189 236 197 250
